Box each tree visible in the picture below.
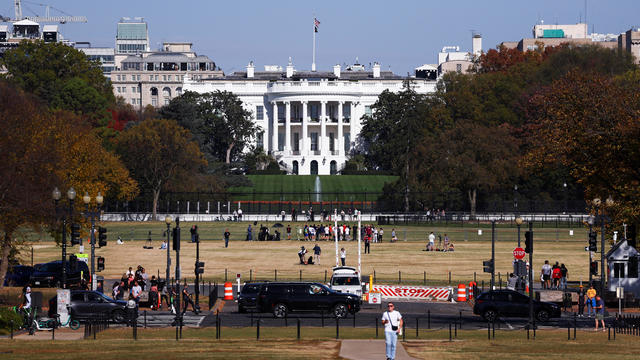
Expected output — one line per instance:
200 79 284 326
0 81 137 287
524 70 640 223
161 91 258 164
114 119 207 220
0 40 114 127
416 120 519 217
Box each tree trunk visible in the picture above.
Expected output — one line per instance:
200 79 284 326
468 189 477 220
226 142 235 164
152 188 161 221
0 232 13 288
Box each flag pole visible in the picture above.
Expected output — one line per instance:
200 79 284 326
312 16 316 72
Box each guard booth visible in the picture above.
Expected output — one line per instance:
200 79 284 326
606 239 640 300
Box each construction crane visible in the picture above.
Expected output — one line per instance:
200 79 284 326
13 0 87 23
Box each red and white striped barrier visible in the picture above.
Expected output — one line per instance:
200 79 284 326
371 285 453 302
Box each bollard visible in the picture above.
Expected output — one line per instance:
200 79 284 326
324 270 327 283
218 318 222 339
257 319 260 340
402 320 406 342
567 324 570 340
144 310 147 328
297 318 301 340
285 312 288 327
527 326 530 340
424 271 426 285
459 311 463 329
336 318 340 339
321 310 324 327
450 323 453 342
250 269 253 282
225 269 228 282
448 271 451 284
10 320 13 339
251 310 254 327
52 325 55 340
608 326 611 341
300 269 302 281
93 320 96 340
487 322 490 340
454 322 457 338
492 321 495 339
374 270 376 283
428 310 431 329
375 317 379 338
416 318 419 338
474 272 477 283
353 312 356 328
399 270 402 284
275 269 277 281
482 280 485 291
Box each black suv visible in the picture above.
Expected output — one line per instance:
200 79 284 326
238 282 264 313
48 290 129 323
473 289 561 322
257 282 360 318
31 260 90 288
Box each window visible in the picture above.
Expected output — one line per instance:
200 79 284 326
278 133 284 151
329 133 335 152
168 75 172 81
343 103 351 119
71 293 85 302
344 133 350 153
137 75 141 81
456 64 462 73
131 99 136 105
277 104 285 121
614 263 626 278
293 133 299 152
331 276 360 286
310 104 319 120
309 284 325 295
256 132 264 150
122 87 126 93
256 106 264 120
116 75 121 81
117 87 121 93
152 99 157 106
364 106 372 116
164 98 170 105
292 160 299 175
310 132 318 151
155 75 159 81
629 256 639 278
131 86 137 93
330 160 337 175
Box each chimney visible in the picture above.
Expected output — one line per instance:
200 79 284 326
472 34 482 57
246 61 254 78
286 57 294 78
372 62 381 78
333 64 341 78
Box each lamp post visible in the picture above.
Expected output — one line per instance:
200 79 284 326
563 182 568 214
165 216 172 288
53 187 75 289
82 191 103 290
587 214 595 285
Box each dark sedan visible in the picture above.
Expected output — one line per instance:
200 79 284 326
49 290 129 323
238 282 264 313
473 289 561 322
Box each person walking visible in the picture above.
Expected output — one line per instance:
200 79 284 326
586 285 597 317
246 224 253 241
560 264 568 289
382 302 403 360
313 243 321 264
541 260 552 289
594 295 605 331
223 228 230 248
340 248 346 266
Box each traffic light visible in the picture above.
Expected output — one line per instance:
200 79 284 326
70 223 81 246
588 231 597 252
524 231 533 254
590 261 598 276
195 261 205 275
98 226 107 247
172 227 180 251
97 256 105 272
483 259 494 273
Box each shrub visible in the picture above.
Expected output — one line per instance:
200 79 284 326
0 307 23 334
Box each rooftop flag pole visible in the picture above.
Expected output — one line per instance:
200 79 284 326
312 17 320 71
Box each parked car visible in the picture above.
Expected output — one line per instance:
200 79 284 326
31 260 90 288
3 265 34 287
473 289 561 322
238 282 265 313
257 282 360 318
48 290 129 323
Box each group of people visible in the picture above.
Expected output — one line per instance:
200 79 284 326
425 232 454 252
577 284 606 331
540 260 569 289
112 265 152 304
298 244 322 265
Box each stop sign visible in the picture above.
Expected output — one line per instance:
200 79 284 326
513 247 526 260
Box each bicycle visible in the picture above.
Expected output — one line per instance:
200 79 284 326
40 312 81 330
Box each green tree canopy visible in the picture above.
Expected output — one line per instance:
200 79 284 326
161 90 259 164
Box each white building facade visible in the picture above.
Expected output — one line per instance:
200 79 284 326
183 61 436 175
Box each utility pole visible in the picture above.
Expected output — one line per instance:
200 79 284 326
195 231 200 309
174 217 181 331
491 220 496 290
528 221 534 329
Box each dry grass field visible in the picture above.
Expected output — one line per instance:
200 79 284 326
1 327 638 359
16 221 593 285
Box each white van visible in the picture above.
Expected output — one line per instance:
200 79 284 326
330 266 363 297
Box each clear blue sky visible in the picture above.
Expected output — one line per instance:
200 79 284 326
2 0 638 74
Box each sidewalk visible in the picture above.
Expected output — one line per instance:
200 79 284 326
339 339 418 360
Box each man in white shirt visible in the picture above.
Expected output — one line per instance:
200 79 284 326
382 302 403 360
428 232 436 251
131 281 143 304
340 248 346 266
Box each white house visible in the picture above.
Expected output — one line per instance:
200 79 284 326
183 59 436 175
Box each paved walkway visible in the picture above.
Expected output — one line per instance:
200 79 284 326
339 339 418 360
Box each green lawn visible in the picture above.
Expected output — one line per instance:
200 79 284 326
228 175 398 201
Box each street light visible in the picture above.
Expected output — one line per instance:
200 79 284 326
165 215 172 290
82 191 103 290
53 186 75 288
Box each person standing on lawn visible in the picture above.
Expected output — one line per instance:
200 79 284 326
313 243 321 264
223 228 230 248
340 248 346 266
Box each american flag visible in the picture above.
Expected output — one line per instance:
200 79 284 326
314 18 320 32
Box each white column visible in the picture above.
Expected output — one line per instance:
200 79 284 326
338 101 344 156
349 102 357 154
272 102 278 153
285 101 291 154
302 101 308 155
320 101 327 154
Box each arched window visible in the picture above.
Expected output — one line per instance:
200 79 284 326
150 87 158 106
176 87 183 96
330 160 337 175
162 87 171 98
310 160 318 175
150 87 158 96
292 161 299 175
